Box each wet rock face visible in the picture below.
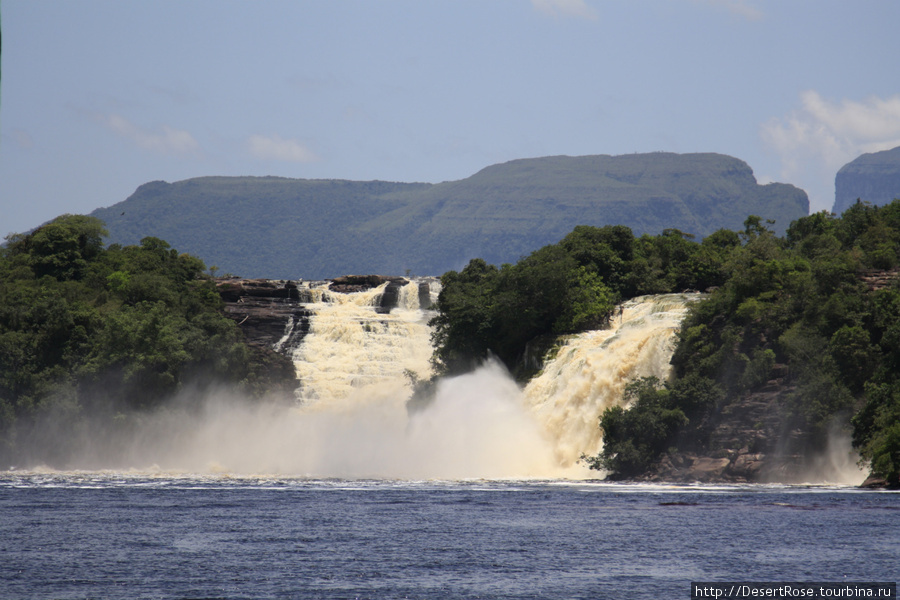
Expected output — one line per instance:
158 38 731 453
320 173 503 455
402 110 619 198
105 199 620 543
217 275 432 347
328 275 407 294
651 450 780 483
418 282 432 309
217 278 300 302
216 278 311 352
377 279 407 314
641 376 826 484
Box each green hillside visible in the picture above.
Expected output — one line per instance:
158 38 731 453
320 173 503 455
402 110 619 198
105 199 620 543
91 153 809 279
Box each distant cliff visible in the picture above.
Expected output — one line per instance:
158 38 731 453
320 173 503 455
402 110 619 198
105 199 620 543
833 146 900 215
91 152 809 279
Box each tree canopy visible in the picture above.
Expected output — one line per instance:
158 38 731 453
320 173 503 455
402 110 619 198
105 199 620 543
0 215 295 466
430 224 733 378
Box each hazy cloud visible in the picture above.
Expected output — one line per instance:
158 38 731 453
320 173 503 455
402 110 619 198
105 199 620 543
695 0 764 21
247 134 318 163
532 0 598 20
761 91 900 212
10 129 35 150
104 114 200 155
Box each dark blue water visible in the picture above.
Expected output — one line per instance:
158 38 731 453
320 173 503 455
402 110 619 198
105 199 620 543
1 474 897 599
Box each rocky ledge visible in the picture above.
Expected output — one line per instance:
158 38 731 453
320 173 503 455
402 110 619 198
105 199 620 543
328 274 405 294
217 275 435 350
633 368 870 485
860 268 900 292
216 278 311 352
329 275 433 313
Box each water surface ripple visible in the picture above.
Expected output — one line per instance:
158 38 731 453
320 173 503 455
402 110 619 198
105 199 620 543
1 474 897 600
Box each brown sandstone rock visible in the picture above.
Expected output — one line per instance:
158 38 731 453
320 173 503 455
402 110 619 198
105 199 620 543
216 278 311 352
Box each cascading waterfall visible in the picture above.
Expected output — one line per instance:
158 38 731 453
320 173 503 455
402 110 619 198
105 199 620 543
47 289 696 478
523 293 700 468
272 289 697 477
290 281 435 405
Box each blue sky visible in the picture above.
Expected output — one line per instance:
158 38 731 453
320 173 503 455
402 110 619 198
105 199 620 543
3 0 900 240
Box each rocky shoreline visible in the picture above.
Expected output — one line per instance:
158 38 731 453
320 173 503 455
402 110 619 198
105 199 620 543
604 369 891 488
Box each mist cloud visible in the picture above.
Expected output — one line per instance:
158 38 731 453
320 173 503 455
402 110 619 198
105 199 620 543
104 114 200 156
247 134 318 163
761 91 900 212
12 363 579 479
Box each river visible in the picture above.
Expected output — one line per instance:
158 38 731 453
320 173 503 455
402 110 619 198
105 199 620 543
1 474 896 599
4 289 894 599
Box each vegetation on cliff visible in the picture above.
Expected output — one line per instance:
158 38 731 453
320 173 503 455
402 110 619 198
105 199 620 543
431 202 900 485
430 224 736 377
0 215 295 465
654 201 900 486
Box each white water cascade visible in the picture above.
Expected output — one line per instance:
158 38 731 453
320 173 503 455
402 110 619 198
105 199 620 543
523 293 700 468
54 290 696 478
269 289 697 478
290 280 436 405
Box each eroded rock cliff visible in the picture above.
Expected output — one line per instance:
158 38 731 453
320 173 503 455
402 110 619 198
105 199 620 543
833 146 900 214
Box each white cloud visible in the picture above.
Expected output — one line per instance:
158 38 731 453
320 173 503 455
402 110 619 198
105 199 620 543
761 91 900 212
104 114 200 155
532 0 598 20
247 134 318 163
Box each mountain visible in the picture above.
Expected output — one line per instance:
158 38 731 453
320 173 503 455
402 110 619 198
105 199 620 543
833 146 900 215
90 152 809 279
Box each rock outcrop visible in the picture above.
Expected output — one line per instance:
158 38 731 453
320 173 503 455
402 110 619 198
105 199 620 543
328 275 404 294
217 275 435 348
216 278 311 352
327 275 434 313
860 268 900 292
833 146 900 215
643 377 810 484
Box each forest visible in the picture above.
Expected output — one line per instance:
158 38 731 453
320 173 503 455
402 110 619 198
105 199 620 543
431 201 900 486
0 215 295 465
3 202 899 486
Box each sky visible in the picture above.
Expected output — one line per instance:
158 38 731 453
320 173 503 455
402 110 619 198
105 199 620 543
2 0 900 240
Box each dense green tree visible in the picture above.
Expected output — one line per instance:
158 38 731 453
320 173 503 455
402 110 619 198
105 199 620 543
431 228 633 377
0 215 295 464
584 377 688 477
428 258 501 375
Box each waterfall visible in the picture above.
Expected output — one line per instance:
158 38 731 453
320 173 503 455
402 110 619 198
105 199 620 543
289 280 436 405
523 293 699 468
58 290 697 477
277 289 697 477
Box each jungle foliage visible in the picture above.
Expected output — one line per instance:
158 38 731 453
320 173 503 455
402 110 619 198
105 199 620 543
430 224 735 377
0 215 295 465
431 202 900 485
660 202 900 485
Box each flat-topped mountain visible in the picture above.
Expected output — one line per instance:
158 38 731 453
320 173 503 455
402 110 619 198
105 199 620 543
833 146 900 214
91 152 808 279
